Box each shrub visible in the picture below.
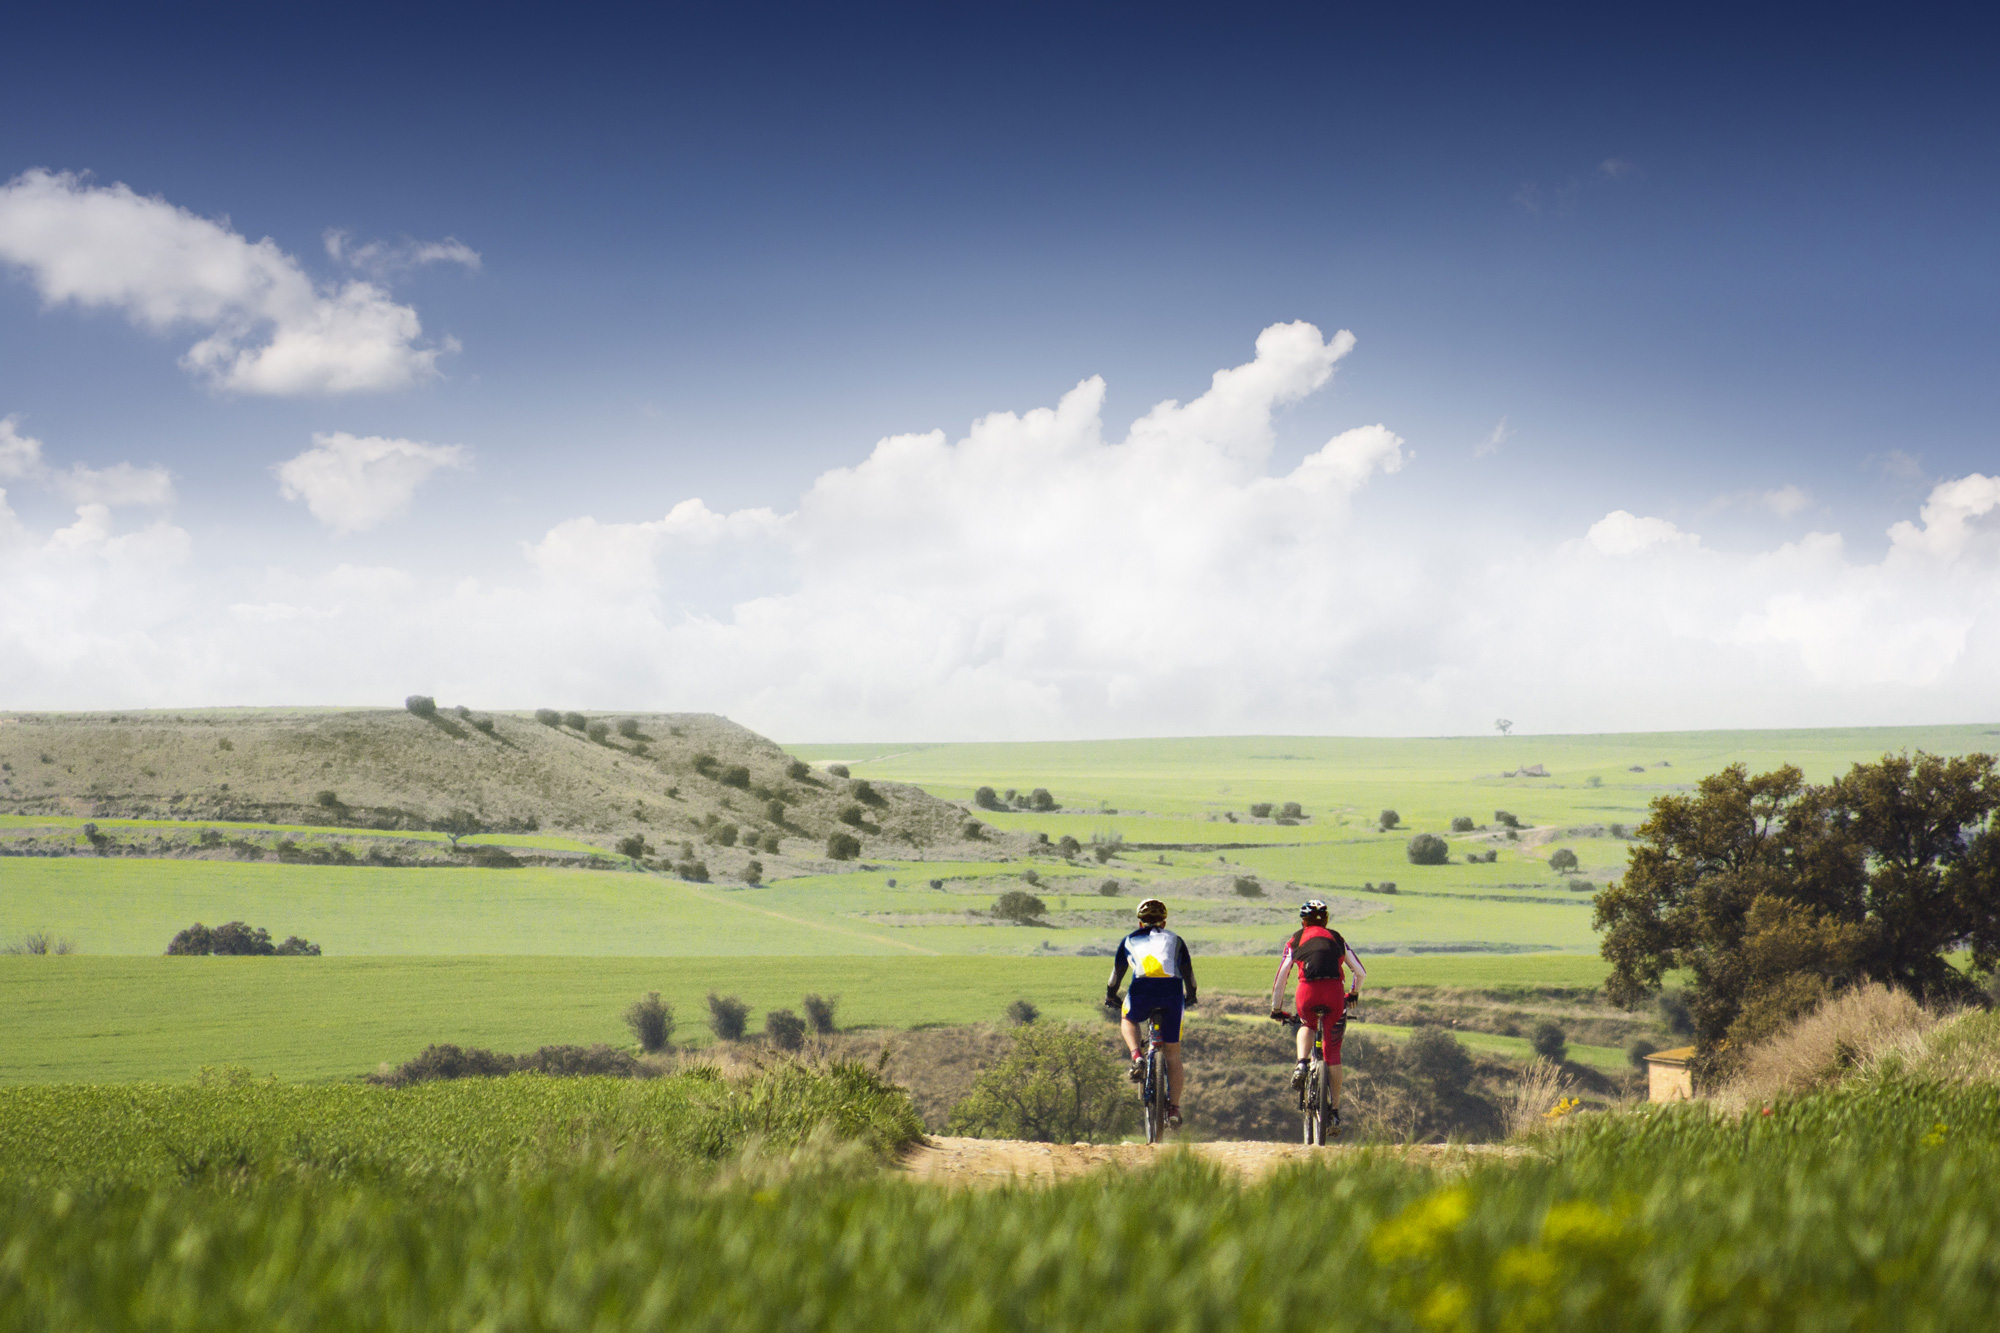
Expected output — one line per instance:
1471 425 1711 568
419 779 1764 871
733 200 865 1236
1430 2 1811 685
1450 815 1475 832
852 779 879 803
586 721 611 743
3 932 76 956
1628 1037 1661 1069
1056 834 1081 857
744 859 763 885
947 1022 1134 1142
692 754 719 777
765 1009 808 1052
705 823 738 848
617 834 651 860
405 695 437 718
827 764 850 778
758 832 781 854
315 790 341 809
617 718 642 739
1569 879 1596 894
1093 844 1114 863
1029 788 1056 811
535 708 562 726
1530 1021 1569 1062
1379 809 1400 830
1021 869 1041 886
827 832 860 860
1233 876 1263 898
1249 802 1273 819
274 936 321 956
434 810 483 848
707 993 750 1042
561 711 587 730
722 765 751 789
765 799 787 823
993 890 1047 924
1609 822 1626 838
1406 833 1450 865
802 994 839 1035
1006 998 1040 1025
167 921 316 956
838 804 866 827
674 860 710 882
1099 879 1119 897
1281 801 1303 819
786 759 810 780
472 717 495 735
1494 810 1521 828
1548 847 1579 873
624 992 676 1053
960 821 985 841
930 879 945 890
1405 1026 1474 1098
974 786 1003 810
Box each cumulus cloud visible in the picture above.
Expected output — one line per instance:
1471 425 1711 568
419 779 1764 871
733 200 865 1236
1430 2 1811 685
0 170 454 394
4 323 2000 739
275 432 470 534
0 415 174 506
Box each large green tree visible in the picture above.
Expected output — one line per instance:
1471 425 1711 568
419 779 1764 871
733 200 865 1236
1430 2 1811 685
1595 753 2000 1079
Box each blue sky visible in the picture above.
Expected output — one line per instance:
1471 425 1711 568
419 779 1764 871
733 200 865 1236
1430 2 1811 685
1 2 1996 737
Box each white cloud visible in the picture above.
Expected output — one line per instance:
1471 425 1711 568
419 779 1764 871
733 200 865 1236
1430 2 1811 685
0 415 173 506
0 416 44 479
0 169 453 394
4 322 2000 740
275 432 470 533
323 230 482 277
1475 417 1512 457
1759 484 1811 517
1598 157 1640 180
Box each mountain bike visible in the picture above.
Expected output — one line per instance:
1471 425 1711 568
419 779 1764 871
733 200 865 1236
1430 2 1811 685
1274 995 1355 1145
1134 1006 1170 1144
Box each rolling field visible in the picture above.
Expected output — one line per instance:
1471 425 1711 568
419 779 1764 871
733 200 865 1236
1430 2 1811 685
0 953 1612 1084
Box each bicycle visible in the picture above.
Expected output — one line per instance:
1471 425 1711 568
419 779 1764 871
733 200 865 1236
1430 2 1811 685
1273 994 1356 1145
1107 998 1174 1143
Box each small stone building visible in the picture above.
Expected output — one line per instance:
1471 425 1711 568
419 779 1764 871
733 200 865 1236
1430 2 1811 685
1644 1045 1695 1103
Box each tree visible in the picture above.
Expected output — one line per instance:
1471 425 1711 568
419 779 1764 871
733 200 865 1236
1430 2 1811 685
1530 1021 1568 1062
1595 753 2000 1079
1548 848 1580 873
722 765 751 789
434 810 483 848
405 695 437 718
706 992 749 1041
1249 802 1274 819
974 786 1003 810
744 859 764 885
1495 718 1513 736
947 1023 1134 1142
827 832 860 860
561 711 587 731
764 1008 807 1051
1030 788 1057 811
274 936 320 956
535 709 562 727
1056 834 1081 858
802 993 838 1034
1379 809 1401 831
786 759 811 780
624 992 675 1053
993 889 1047 924
1450 816 1475 833
616 834 651 860
765 799 787 823
585 721 611 743
1281 802 1304 820
616 718 643 739
1495 811 1521 829
1406 833 1450 865
827 764 850 778
838 804 866 828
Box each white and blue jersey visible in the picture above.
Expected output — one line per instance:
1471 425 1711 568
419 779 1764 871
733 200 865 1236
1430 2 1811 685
1108 926 1196 1041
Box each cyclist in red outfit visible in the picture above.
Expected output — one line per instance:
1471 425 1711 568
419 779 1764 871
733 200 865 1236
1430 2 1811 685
1270 899 1366 1109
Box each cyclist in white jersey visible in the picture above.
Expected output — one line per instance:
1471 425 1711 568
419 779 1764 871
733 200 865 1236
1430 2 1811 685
1105 898 1198 1128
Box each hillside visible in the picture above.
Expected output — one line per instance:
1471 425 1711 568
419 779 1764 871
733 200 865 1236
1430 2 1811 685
0 707 992 866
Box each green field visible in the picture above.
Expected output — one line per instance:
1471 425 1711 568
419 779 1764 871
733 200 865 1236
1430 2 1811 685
0 953 1612 1084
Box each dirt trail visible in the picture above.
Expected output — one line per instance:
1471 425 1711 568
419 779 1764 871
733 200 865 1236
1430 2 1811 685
901 1136 1522 1183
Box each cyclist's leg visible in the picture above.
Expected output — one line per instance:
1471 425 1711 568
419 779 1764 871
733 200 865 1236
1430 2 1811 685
1162 1041 1184 1106
1326 1021 1345 1108
1118 1015 1142 1057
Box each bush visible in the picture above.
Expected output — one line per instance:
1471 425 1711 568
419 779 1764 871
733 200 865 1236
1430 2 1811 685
1608 822 1626 839
765 1009 807 1052
617 718 642 739
947 1023 1134 1142
274 936 322 956
1548 847 1580 873
827 832 860 860
705 823 738 847
1281 801 1303 819
1056 834 1081 857
1020 869 1040 886
617 834 651 860
625 992 675 1053
765 799 787 823
974 786 1003 810
1569 879 1596 894
707 993 750 1042
744 859 763 885
852 779 879 803
1029 788 1057 811
827 764 850 778
1530 1021 1569 1062
960 820 986 840
1628 1037 1661 1069
404 695 437 719
315 789 341 809
674 860 710 882
1450 815 1475 832
838 804 866 828
758 832 781 854
472 717 495 735
166 921 316 957
1099 879 1119 897
1494 810 1521 828
786 759 811 780
722 765 750 789
433 810 483 848
1249 802 1273 819
1233 876 1263 898
993 890 1047 924
1093 845 1114 863
535 708 562 727
562 711 587 731
1006 998 1041 1025
2 932 76 956
1379 809 1400 830
802 994 839 1034
1406 833 1450 865
585 721 611 743
693 754 719 777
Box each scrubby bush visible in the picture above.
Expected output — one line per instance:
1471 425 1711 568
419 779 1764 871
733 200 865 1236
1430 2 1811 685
1530 1021 1569 1063
758 832 781 854
586 721 611 743
1450 815 1475 832
705 823 738 848
947 1022 1134 1142
1406 832 1450 865
827 832 860 860
827 764 850 778
3 932 76 955
1030 788 1057 811
743 859 763 885
852 779 879 804
562 711 587 731
1233 876 1263 898
1548 847 1579 873
1099 879 1119 897
1006 998 1040 1025
473 717 495 735
765 799 786 823
1281 801 1303 819
673 860 709 882
1608 822 1626 838
802 994 839 1035
1094 844 1114 863
166 922 319 957
617 834 651 860
993 890 1047 924
974 786 1003 810
722 765 751 789
960 821 985 841
617 718 642 739
1569 879 1596 894
765 1009 808 1052
1249 802 1273 819
1378 809 1400 830
624 992 675 1053
786 759 811 780
693 754 719 777
404 695 437 718
1056 834 1081 857
534 708 561 726
1494 810 1521 828
1021 868 1040 886
706 993 750 1042
315 790 341 809
1658 988 1696 1036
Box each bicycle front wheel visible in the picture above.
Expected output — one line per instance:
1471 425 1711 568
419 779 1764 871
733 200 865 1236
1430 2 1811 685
1313 1063 1334 1144
1143 1050 1163 1144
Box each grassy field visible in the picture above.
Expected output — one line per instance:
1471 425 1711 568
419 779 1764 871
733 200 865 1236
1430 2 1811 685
0 953 1611 1084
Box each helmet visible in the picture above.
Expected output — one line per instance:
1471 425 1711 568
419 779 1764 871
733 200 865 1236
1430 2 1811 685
1299 899 1329 925
1136 898 1167 925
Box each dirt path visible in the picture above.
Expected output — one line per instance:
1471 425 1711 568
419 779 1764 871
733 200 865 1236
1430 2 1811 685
901 1136 1522 1183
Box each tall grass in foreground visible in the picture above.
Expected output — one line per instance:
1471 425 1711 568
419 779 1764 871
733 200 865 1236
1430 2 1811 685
4 1077 1999 1329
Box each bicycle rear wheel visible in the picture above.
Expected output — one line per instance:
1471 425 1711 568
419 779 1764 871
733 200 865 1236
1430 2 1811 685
1312 1062 1334 1143
1143 1048 1163 1143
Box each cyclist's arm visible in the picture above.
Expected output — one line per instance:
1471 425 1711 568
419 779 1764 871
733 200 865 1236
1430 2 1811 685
1105 942 1130 999
1270 939 1296 1011
1176 936 1196 1004
1344 945 1367 994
